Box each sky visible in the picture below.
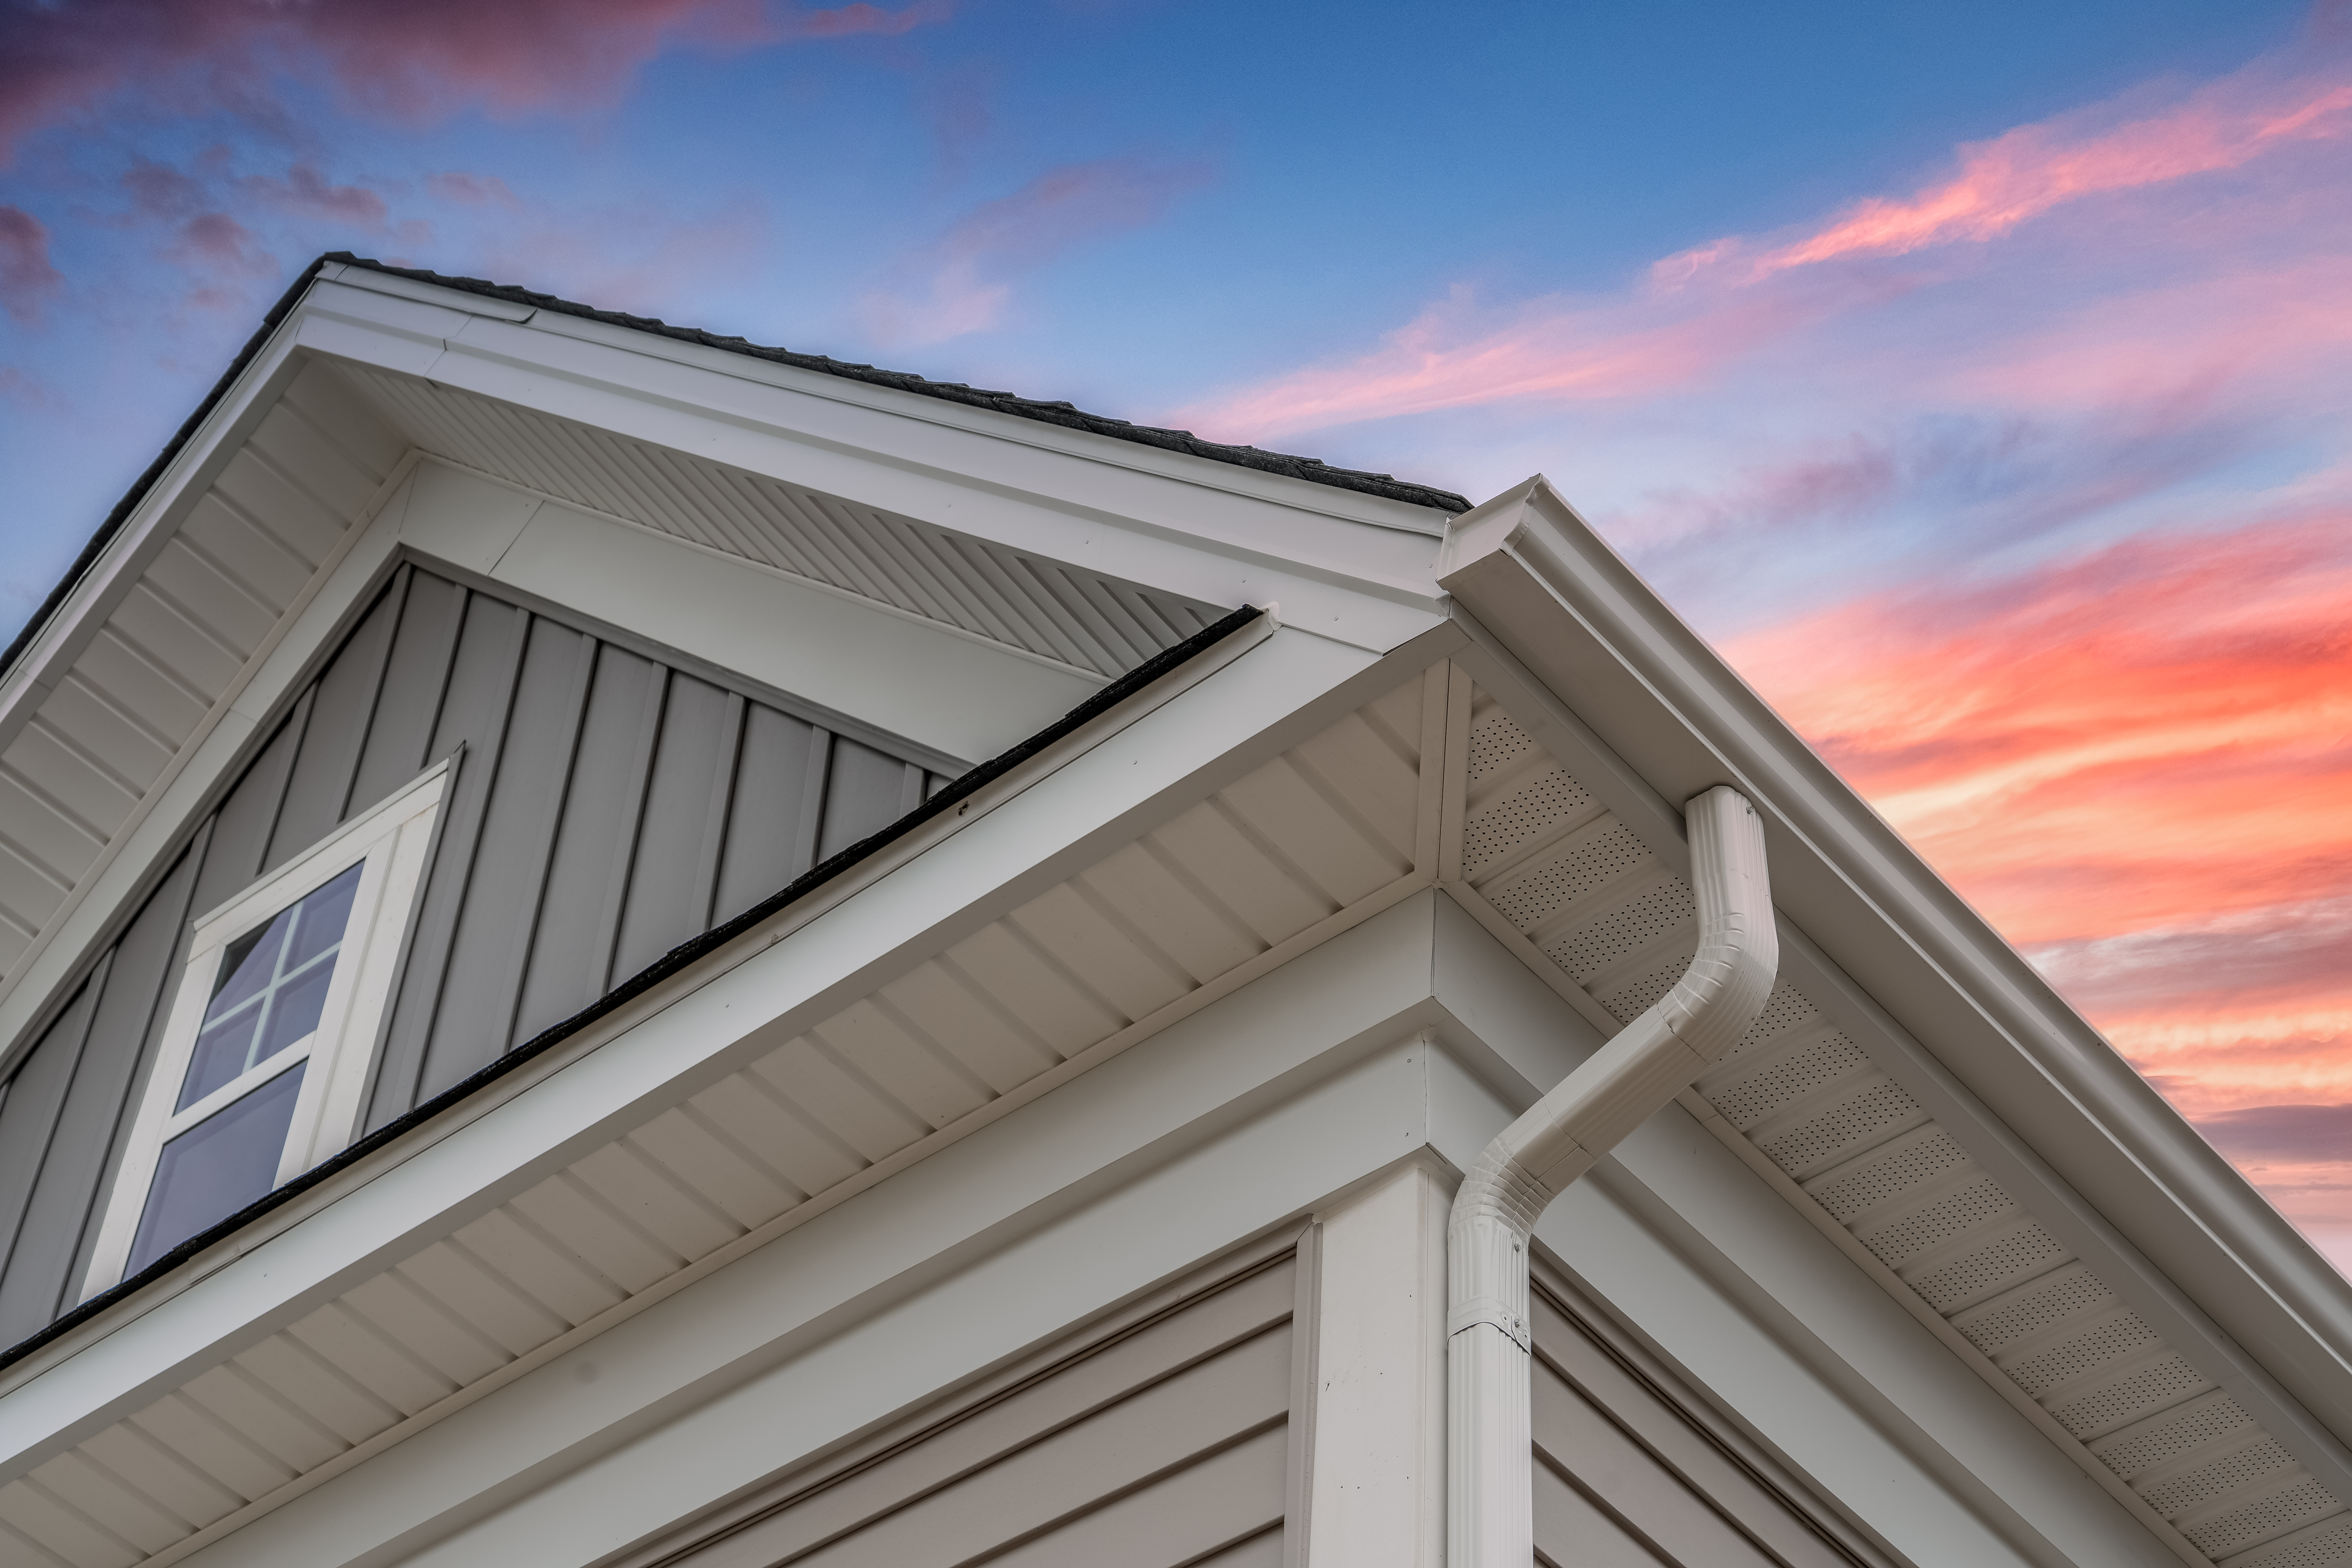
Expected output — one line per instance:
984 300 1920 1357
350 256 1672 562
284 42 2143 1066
0 1 2347 1269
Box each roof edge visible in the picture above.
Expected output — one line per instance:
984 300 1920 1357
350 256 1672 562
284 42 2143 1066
0 259 330 693
320 252 1473 515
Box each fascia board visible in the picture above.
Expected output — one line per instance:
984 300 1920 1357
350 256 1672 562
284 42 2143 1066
320 259 1451 538
0 332 314 765
0 620 1427 1478
292 280 1450 653
1439 481 2352 1460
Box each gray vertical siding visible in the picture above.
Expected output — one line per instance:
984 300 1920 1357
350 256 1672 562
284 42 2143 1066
0 563 956 1343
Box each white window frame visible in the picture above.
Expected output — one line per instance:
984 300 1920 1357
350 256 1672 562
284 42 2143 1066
83 760 451 1298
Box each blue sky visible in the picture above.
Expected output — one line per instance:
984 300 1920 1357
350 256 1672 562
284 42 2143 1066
4 0 2352 1258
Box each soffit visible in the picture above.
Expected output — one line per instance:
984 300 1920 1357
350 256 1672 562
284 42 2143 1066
332 362 1228 682
0 669 1435 1568
0 361 405 991
5 631 2330 1568
1447 685 2344 1568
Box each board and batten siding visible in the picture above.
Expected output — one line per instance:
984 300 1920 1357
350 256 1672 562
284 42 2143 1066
641 1245 1299 1568
0 562 953 1347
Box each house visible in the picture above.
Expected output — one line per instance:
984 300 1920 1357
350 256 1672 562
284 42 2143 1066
0 251 2345 1568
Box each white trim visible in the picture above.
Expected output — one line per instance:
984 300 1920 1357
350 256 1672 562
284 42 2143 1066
151 893 2143 1568
79 762 448 1298
1438 478 2352 1492
318 260 1455 537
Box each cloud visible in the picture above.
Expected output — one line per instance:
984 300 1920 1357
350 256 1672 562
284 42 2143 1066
862 156 1211 344
238 164 389 228
0 0 956 160
0 207 64 324
1725 511 2352 946
169 211 275 279
1726 73 2352 279
425 172 524 209
1172 49 2352 446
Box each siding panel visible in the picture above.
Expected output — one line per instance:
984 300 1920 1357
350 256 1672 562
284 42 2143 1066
654 1250 1295 1568
0 567 947 1342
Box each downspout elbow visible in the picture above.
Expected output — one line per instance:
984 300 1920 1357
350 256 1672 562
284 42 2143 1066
1446 784 1777 1568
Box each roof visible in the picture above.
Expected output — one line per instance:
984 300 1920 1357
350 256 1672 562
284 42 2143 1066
0 251 1465 701
327 253 1472 515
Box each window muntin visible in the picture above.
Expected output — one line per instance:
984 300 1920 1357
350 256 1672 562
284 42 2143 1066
83 761 450 1297
180 862 362 1109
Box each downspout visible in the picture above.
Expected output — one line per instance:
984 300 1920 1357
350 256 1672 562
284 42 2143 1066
1447 784 1778 1566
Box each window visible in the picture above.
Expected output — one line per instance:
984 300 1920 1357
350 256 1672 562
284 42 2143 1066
83 761 450 1296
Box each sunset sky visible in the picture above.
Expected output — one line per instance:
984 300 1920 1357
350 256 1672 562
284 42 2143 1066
0 1 2346 1267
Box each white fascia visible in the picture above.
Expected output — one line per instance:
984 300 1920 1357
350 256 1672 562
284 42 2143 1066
181 891 2159 1568
296 265 1456 655
0 610 1439 1481
1439 476 2352 1501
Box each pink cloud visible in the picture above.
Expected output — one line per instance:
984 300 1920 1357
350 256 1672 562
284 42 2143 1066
1165 282 1840 444
239 163 390 228
864 156 1210 344
425 172 524 209
169 211 274 279
1738 73 2352 278
0 207 63 325
0 0 955 160
1176 48 2352 446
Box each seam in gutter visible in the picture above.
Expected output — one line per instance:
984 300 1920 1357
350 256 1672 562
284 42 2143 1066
0 603 1265 1377
1446 783 1777 1568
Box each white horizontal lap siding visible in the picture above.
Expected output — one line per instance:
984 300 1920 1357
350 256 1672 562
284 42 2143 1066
0 361 404 982
0 674 1433 1568
334 366 1225 680
1449 688 2346 1568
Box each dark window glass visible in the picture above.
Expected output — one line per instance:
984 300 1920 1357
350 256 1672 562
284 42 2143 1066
178 863 363 1110
128 1061 305 1276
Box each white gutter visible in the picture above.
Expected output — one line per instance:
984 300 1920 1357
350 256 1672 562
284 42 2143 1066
1447 784 1777 1566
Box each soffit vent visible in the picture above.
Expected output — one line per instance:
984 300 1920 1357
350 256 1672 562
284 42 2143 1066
1450 686 2352 1568
335 365 1226 680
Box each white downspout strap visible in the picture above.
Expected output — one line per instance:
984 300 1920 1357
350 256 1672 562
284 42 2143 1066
1446 784 1778 1568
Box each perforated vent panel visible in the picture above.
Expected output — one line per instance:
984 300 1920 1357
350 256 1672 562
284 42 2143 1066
1759 1078 1928 1177
2229 1512 2352 1568
1546 876 1696 982
1858 1176 2018 1270
2050 1354 2214 1438
1467 709 1536 787
2094 1393 2257 1475
2007 1314 2163 1396
1805 1127 1971 1224
2145 1442 2300 1519
1451 682 2338 1562
1485 818 1645 929
1955 1264 2118 1356
1911 1221 2069 1312
2192 1480 2342 1557
1706 1031 1871 1133
1463 768 1597 875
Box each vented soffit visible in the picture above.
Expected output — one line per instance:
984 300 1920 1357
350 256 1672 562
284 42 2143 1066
334 361 1228 683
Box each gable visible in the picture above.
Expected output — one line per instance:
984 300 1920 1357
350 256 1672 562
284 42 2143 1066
0 562 950 1347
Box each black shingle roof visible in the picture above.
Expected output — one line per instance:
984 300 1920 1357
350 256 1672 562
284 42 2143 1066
325 252 1471 515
